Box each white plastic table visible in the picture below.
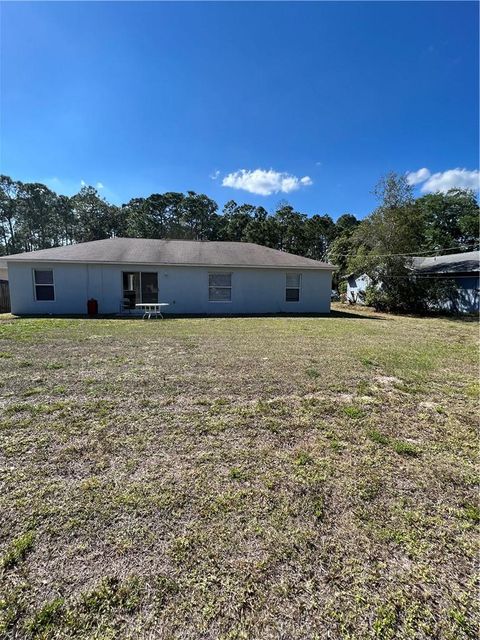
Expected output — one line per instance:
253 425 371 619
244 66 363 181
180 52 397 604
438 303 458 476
135 303 169 319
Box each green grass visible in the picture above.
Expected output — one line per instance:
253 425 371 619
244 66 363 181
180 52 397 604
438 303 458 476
1 531 35 569
0 304 478 639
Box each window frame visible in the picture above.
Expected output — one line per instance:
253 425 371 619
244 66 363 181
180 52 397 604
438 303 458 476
285 272 301 303
33 268 55 302
208 272 232 303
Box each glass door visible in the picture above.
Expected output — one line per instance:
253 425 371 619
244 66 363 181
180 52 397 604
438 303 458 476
141 272 158 303
122 272 158 307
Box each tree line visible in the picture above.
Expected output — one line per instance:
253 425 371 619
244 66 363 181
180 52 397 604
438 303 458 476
1 172 478 311
0 174 357 261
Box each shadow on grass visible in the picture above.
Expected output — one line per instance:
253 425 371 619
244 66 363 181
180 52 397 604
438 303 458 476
4 309 387 321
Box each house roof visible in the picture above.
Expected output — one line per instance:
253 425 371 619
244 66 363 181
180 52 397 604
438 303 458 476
5 238 336 270
412 250 479 274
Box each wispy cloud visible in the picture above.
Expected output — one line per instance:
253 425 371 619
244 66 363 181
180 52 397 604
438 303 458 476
209 170 220 180
406 167 479 193
406 168 431 185
222 169 313 196
96 182 104 189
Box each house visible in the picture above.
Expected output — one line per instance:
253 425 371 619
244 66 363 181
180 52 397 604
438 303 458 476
412 251 479 313
345 272 371 304
346 250 479 313
0 259 7 282
5 238 336 316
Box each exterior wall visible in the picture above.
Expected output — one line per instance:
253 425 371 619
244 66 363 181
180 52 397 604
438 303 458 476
8 261 333 315
0 268 8 281
449 276 479 314
346 273 371 304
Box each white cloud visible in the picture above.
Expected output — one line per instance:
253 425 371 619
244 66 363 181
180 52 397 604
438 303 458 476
80 179 86 187
222 169 313 196
421 168 479 193
406 167 431 185
406 167 479 193
209 170 220 180
96 182 104 189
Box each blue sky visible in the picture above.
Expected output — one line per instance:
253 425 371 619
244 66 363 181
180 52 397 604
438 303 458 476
1 1 478 219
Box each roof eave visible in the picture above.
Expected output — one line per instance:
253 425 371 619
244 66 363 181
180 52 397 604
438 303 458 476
5 258 336 270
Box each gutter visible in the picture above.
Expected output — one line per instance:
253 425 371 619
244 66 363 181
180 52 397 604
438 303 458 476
5 258 337 271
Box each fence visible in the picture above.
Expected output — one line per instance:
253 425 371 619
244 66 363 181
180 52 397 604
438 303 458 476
0 281 10 313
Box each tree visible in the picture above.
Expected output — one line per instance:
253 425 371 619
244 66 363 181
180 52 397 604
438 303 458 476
180 192 219 240
373 172 413 209
416 189 479 251
0 175 22 254
304 214 335 260
17 182 60 251
348 174 429 312
55 195 76 246
273 203 307 255
71 186 117 243
334 213 359 236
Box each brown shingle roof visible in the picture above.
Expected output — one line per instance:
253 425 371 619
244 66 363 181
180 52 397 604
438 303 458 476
5 238 336 270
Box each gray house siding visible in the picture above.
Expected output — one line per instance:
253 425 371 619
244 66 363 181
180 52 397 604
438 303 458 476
445 275 479 314
8 262 333 316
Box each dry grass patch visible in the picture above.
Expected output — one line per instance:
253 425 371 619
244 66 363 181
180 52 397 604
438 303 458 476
0 306 478 639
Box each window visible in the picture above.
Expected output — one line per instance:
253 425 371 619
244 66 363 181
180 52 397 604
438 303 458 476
286 273 301 302
34 269 55 301
209 273 232 301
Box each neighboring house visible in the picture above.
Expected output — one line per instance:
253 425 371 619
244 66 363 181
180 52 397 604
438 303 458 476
0 259 8 282
412 251 479 314
346 250 479 313
345 273 371 304
6 238 336 316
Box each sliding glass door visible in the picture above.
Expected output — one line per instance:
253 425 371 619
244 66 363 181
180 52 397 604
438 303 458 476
122 272 158 306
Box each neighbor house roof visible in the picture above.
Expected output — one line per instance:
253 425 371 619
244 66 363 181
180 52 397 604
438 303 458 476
5 238 336 270
412 250 479 275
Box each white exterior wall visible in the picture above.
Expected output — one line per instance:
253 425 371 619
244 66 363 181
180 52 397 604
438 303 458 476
7 261 333 315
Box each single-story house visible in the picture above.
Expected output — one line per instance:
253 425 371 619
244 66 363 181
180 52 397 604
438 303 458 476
346 250 479 313
6 238 336 316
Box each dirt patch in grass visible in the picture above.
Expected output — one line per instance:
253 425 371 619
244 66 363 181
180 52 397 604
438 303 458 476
0 307 478 639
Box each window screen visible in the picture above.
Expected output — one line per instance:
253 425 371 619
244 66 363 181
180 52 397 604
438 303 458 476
209 273 232 301
286 273 301 302
34 270 55 301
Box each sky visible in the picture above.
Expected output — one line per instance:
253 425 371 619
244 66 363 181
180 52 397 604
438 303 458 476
1 1 478 219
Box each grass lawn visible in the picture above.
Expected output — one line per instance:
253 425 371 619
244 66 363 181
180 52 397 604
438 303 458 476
0 304 478 639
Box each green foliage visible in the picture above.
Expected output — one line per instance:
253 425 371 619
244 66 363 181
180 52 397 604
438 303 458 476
1 531 35 569
459 503 480 523
368 430 389 445
25 598 65 636
392 441 420 457
348 173 477 313
343 405 364 419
